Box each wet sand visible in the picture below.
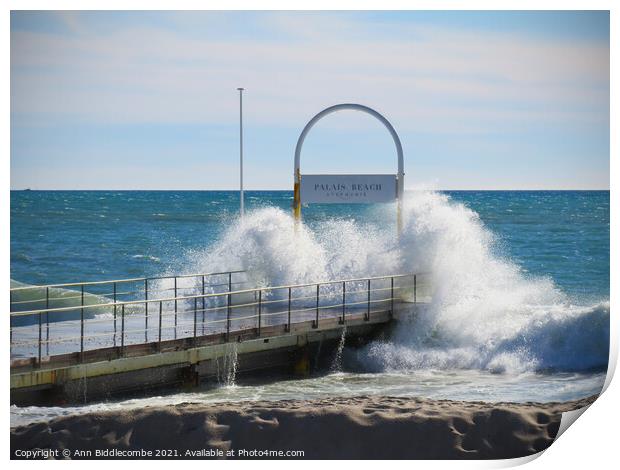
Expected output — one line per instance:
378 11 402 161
11 395 595 460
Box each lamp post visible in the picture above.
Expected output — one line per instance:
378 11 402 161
237 87 244 219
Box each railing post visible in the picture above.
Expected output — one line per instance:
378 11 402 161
113 282 117 347
158 301 163 349
228 272 232 292
314 284 319 328
341 281 346 325
45 286 50 356
202 275 206 335
80 285 85 361
226 290 231 341
390 277 394 319
414 274 417 303
366 279 370 321
144 279 149 343
258 290 262 336
173 277 178 340
193 297 198 345
287 287 291 332
38 310 42 367
120 304 125 356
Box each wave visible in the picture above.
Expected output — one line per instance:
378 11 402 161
132 254 161 262
9 280 141 324
362 302 609 374
169 191 610 374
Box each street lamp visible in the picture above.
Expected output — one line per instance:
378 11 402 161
237 87 244 219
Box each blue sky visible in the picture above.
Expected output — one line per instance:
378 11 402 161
11 11 610 190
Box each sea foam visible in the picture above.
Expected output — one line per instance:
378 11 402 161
178 191 609 374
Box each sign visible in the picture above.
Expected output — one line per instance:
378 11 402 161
293 104 404 232
300 174 396 204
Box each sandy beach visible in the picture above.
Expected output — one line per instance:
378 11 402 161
11 395 596 459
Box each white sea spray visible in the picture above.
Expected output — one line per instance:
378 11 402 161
182 191 609 374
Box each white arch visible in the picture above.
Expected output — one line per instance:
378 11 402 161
293 103 404 202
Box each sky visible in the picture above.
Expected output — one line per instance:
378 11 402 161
10 10 610 190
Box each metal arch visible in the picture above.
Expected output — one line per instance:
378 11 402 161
294 103 404 183
293 103 405 231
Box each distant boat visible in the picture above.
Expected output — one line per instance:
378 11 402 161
23 188 31 191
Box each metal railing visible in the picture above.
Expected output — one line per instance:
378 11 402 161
10 270 248 356
10 270 248 309
10 272 429 366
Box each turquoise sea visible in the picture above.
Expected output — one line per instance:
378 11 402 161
10 190 609 300
9 190 610 426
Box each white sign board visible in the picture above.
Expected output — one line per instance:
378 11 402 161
300 174 397 204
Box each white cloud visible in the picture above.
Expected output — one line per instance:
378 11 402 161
11 12 609 133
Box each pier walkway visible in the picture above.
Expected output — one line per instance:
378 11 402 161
10 271 430 404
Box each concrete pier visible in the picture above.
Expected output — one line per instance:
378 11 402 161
11 271 431 405
10 302 425 405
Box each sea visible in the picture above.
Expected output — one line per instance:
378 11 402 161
10 190 610 427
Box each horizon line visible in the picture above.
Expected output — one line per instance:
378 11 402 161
9 188 611 192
